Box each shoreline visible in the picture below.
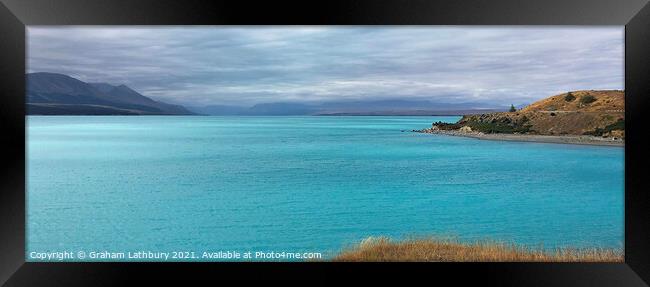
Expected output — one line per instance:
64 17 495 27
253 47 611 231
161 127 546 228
414 128 624 147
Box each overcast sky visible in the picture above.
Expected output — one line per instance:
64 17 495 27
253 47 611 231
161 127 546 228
27 26 623 107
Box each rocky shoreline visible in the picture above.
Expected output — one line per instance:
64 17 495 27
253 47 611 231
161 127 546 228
414 127 624 147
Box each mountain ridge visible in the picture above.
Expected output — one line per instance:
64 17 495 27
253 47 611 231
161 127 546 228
27 72 194 115
187 100 506 116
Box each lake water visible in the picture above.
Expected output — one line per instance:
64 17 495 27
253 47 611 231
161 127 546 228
26 116 624 261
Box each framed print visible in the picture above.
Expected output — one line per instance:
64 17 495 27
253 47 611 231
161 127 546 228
1 0 649 286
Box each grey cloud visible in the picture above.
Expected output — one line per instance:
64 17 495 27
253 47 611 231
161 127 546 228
28 26 623 107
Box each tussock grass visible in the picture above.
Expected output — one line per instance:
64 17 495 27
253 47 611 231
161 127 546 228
332 237 623 262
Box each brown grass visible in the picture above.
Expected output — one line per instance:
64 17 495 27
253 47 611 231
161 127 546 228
456 90 625 137
521 90 624 113
332 237 623 262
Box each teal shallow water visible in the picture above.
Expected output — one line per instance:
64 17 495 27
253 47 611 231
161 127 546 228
27 116 624 261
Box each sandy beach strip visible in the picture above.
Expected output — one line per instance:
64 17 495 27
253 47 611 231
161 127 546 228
415 129 624 147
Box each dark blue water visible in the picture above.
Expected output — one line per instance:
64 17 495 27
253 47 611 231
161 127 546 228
27 116 624 261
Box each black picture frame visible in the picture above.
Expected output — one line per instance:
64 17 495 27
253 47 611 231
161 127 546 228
1 0 649 286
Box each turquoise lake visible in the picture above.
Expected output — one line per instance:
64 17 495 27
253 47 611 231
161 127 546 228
26 116 624 261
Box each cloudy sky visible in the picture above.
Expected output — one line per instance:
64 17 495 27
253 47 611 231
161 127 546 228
27 26 623 107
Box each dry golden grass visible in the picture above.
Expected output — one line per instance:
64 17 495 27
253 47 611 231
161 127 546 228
521 90 624 113
332 237 623 262
457 90 625 136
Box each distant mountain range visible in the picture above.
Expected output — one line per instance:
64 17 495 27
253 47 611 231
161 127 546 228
187 100 505 116
27 72 506 116
27 72 194 115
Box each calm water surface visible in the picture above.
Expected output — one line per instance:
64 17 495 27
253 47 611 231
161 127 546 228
27 116 624 260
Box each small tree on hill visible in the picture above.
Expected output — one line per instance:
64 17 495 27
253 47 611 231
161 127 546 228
564 92 576 102
509 104 517 112
580 95 596 105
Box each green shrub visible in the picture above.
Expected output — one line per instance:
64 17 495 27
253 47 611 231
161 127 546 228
584 119 625 136
564 92 576 102
607 118 625 130
509 105 516 112
432 121 462 130
580 95 596 104
465 121 532 134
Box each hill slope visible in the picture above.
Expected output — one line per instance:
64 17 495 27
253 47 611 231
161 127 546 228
27 72 193 115
521 90 624 113
428 90 625 139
